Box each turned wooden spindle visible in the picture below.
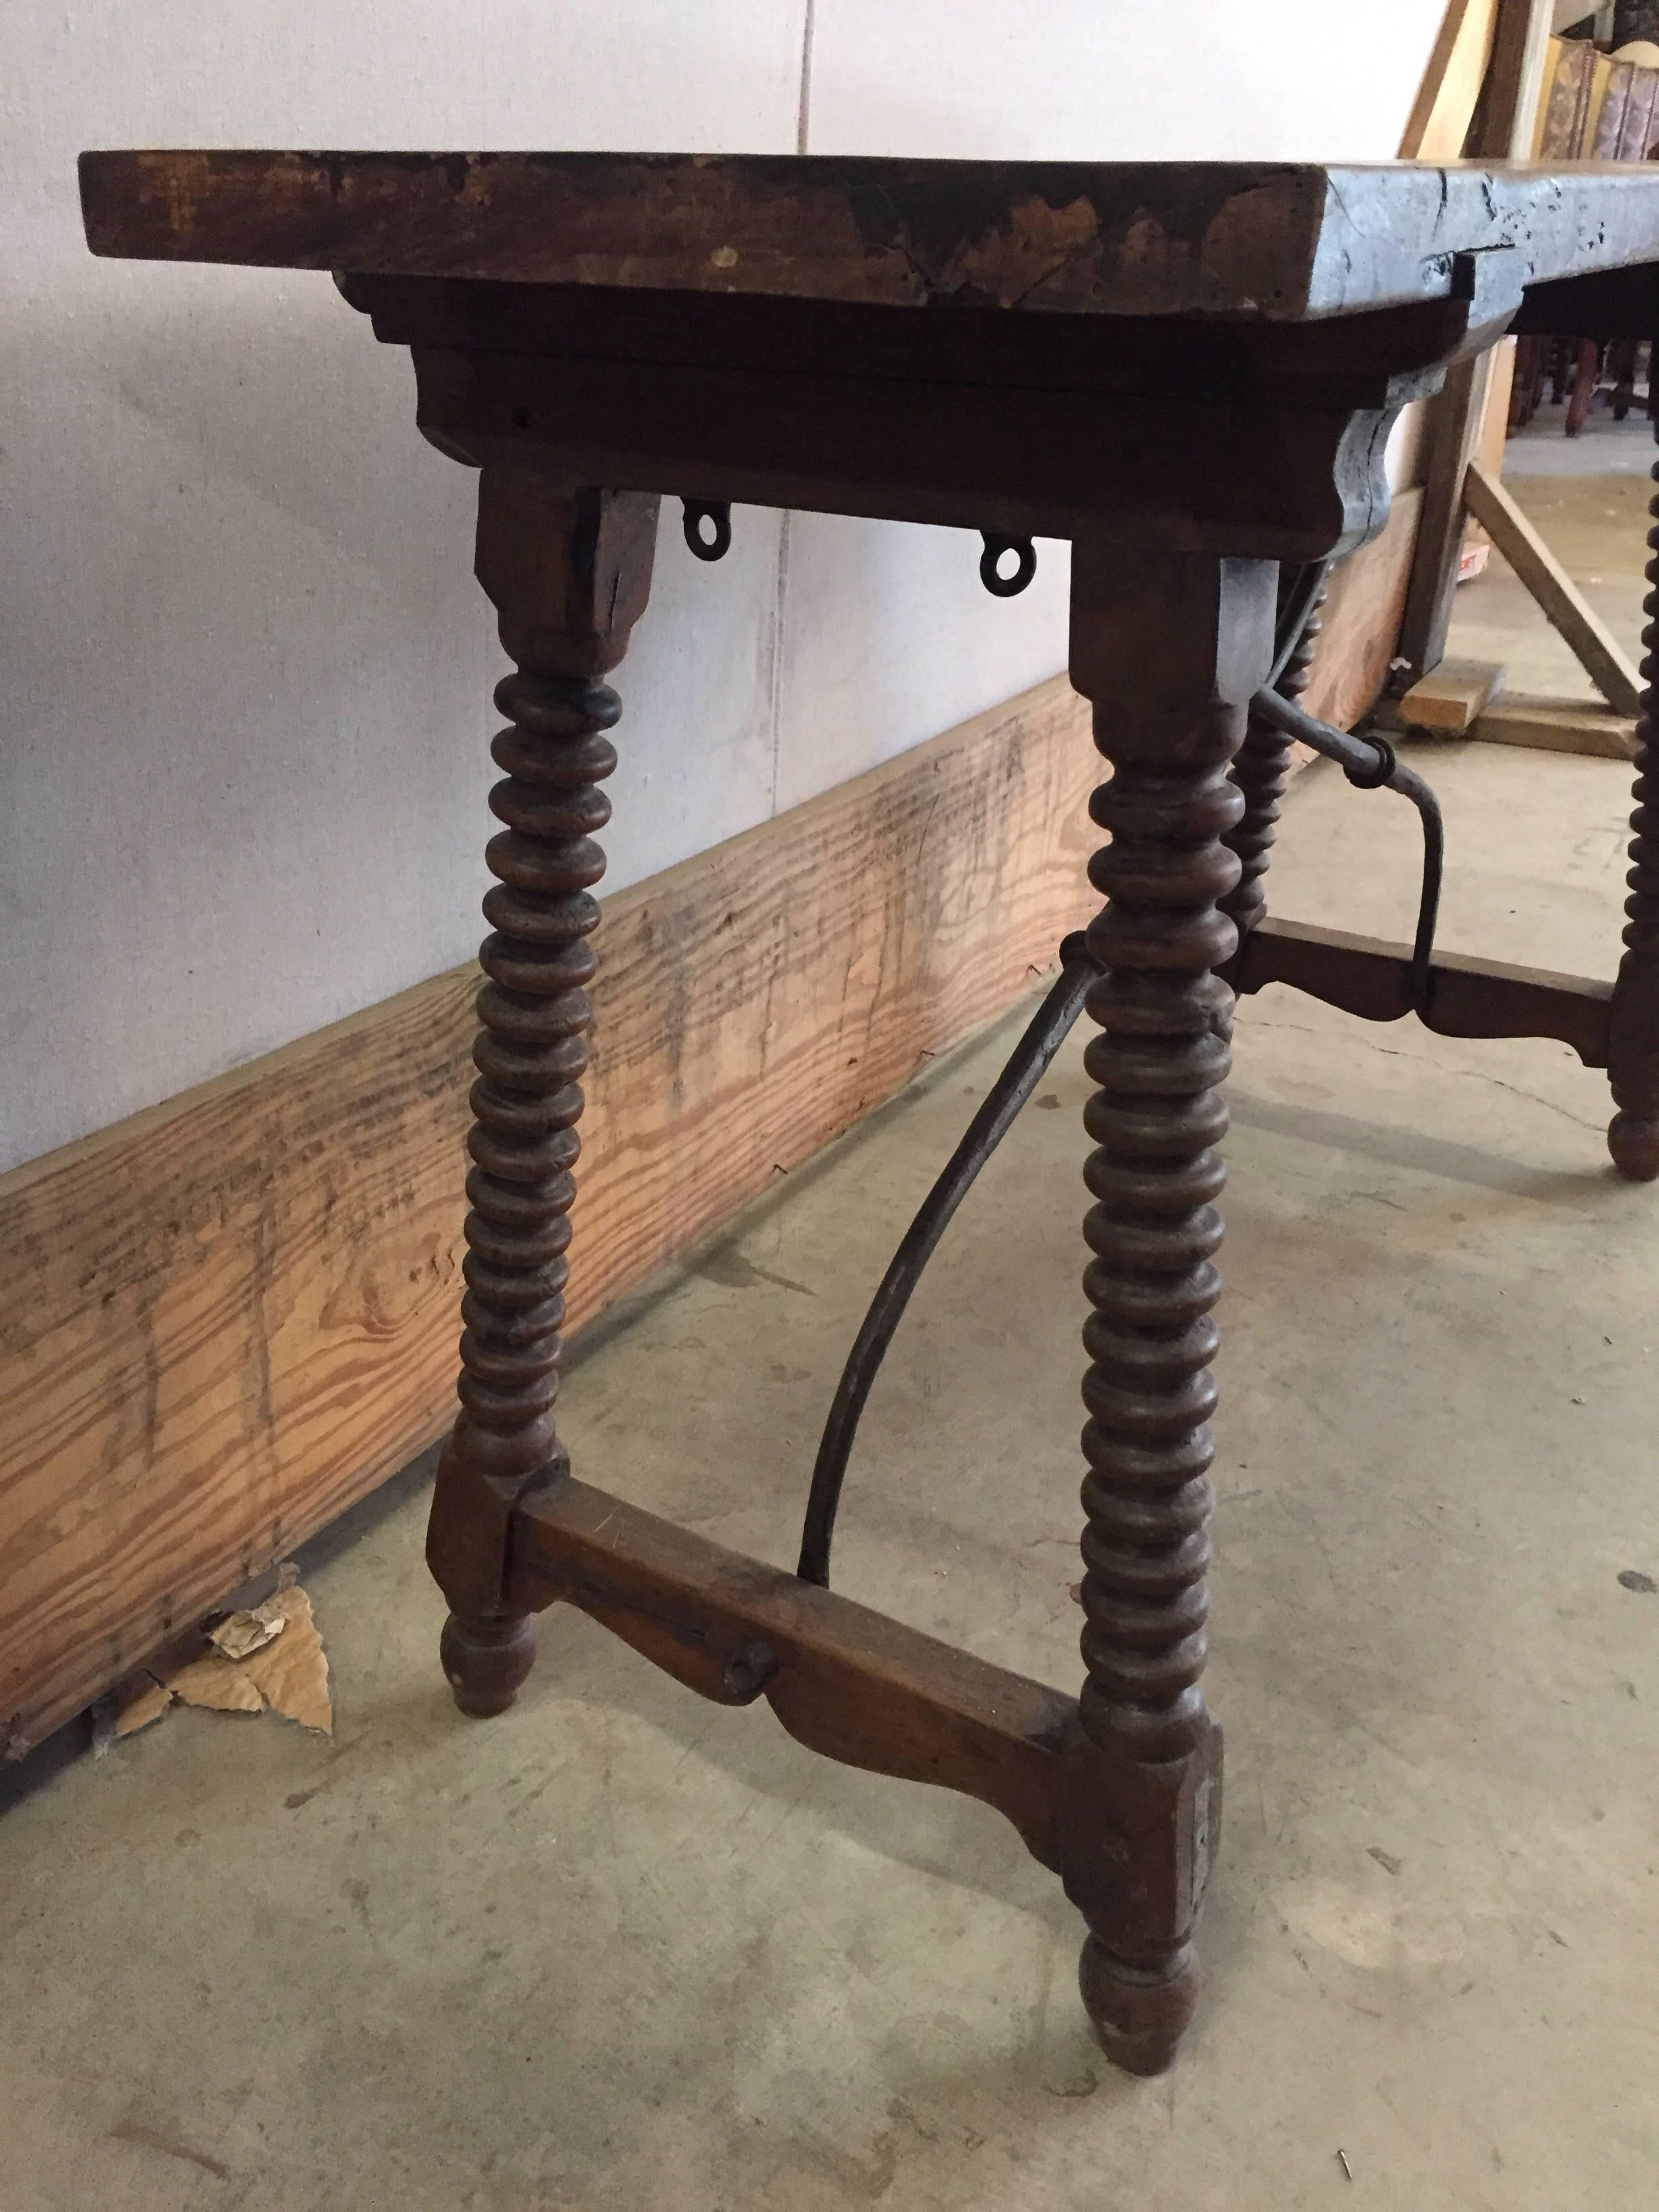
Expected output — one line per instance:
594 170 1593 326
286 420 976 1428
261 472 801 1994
1061 545 1276 2074
426 473 659 1714
1220 575 1328 941
1608 423 1659 1182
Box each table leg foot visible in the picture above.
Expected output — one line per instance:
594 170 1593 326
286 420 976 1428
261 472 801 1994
1063 1716 1224 2078
1079 1938 1198 2076
441 1607 537 1717
1609 1109 1659 1180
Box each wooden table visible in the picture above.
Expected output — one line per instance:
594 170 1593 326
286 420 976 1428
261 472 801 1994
80 150 1659 2075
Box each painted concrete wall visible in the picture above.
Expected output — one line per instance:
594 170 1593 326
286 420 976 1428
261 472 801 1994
0 1 1448 1173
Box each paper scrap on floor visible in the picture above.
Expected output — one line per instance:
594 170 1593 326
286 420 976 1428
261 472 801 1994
112 1584 332 1738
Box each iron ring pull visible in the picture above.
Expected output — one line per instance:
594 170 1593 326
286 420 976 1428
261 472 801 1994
682 499 733 561
979 531 1037 596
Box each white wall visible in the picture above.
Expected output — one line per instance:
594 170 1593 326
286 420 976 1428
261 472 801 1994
0 1 1448 1174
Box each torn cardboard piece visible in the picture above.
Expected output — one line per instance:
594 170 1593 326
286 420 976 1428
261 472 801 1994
161 1652 264 1714
236 1586 332 1734
113 1583 332 1739
208 1593 288 1662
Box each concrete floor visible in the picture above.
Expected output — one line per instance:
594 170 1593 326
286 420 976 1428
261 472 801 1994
5 445 1659 2209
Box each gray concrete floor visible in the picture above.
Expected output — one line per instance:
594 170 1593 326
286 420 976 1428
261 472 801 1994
5 449 1659 2209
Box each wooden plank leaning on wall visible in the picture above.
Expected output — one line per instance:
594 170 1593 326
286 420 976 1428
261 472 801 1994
1 676 1097 1760
0 501 1421 1760
1395 0 1555 687
1398 0 1502 161
1338 0 1513 684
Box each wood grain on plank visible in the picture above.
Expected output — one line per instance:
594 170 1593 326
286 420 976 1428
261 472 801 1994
1396 0 1555 685
1471 691 1639 759
1380 655 1505 733
1303 486 1427 734
1399 0 1501 160
77 148 1659 324
1391 0 1504 543
0 674 1099 1757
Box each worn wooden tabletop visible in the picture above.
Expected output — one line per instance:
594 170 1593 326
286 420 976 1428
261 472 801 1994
79 151 1659 323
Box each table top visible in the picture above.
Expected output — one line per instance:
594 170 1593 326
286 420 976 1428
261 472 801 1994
79 150 1659 325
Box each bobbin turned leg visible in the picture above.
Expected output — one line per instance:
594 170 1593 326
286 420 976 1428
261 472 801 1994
1061 544 1277 2073
426 472 659 1715
1220 575 1327 942
1608 425 1659 1182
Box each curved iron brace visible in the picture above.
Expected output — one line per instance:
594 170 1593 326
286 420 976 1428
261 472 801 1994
1247 690 1443 1017
795 933 1097 1586
796 562 1446 1589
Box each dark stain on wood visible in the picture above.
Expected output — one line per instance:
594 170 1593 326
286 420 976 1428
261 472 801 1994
79 149 1659 325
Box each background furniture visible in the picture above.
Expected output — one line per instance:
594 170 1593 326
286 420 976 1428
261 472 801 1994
1512 30 1659 432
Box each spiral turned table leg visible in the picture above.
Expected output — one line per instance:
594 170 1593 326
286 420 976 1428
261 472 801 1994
1608 426 1659 1182
426 473 659 1715
1061 544 1277 2074
1221 576 1327 942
